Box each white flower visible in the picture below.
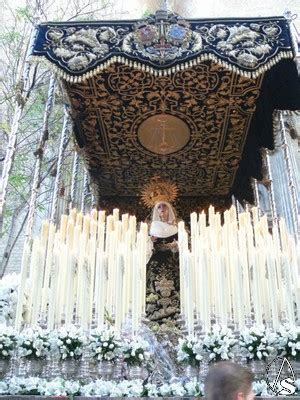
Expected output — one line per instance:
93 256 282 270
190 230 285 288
185 378 202 396
64 380 80 395
252 380 270 396
145 383 159 397
170 382 186 396
159 383 171 396
0 382 8 395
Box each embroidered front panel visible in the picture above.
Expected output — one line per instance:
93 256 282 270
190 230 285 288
66 61 263 198
32 15 293 79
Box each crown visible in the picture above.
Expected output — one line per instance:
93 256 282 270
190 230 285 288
140 176 179 208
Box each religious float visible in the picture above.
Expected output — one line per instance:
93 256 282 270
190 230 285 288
0 8 299 399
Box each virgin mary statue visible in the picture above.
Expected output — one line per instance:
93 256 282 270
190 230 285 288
145 201 180 327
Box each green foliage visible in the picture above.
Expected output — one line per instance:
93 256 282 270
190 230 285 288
15 6 33 22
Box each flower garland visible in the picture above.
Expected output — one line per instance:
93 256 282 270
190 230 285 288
0 377 299 396
0 323 299 367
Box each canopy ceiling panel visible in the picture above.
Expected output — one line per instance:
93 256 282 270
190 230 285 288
31 11 300 206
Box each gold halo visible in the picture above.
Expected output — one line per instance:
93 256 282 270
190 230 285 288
140 176 179 208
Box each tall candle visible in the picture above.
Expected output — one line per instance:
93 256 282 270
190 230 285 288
15 242 31 330
69 208 77 223
115 251 124 333
123 230 132 320
91 208 98 221
184 251 194 335
198 211 206 236
208 205 215 227
60 215 68 243
131 249 139 334
121 213 129 240
113 208 119 225
252 249 263 325
266 244 279 329
41 220 49 246
76 212 83 228
282 251 296 325
95 251 107 329
41 223 56 314
47 236 60 329
64 248 75 325
139 222 148 314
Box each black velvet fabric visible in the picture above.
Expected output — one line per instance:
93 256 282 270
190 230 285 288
232 59 300 203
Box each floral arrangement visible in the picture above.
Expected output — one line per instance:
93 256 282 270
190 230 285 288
177 335 204 367
52 325 87 360
0 273 20 324
0 377 299 397
239 325 277 361
202 325 237 362
88 327 121 362
122 337 150 366
17 327 50 359
0 325 16 359
276 323 300 361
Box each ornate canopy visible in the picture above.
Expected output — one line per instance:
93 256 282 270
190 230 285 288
31 11 300 212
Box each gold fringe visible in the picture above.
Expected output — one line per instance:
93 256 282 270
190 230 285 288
28 51 294 82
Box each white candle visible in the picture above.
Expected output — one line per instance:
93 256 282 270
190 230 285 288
197 241 210 331
131 249 139 334
15 242 31 330
113 208 119 225
95 251 107 329
208 205 215 227
184 251 194 335
282 251 296 325
139 223 148 314
198 211 206 237
41 220 49 246
266 244 279 329
64 249 75 325
69 208 77 223
88 234 97 327
47 236 60 329
115 251 124 333
252 249 263 325
121 213 129 240
75 212 83 228
123 230 132 320
60 214 68 243
91 208 98 221
41 223 56 314
26 238 41 325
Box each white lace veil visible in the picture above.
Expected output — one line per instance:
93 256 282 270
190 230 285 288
151 201 177 224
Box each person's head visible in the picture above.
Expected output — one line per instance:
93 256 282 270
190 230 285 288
152 201 176 224
204 362 255 400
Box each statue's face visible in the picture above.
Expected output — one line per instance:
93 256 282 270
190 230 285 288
157 203 169 222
